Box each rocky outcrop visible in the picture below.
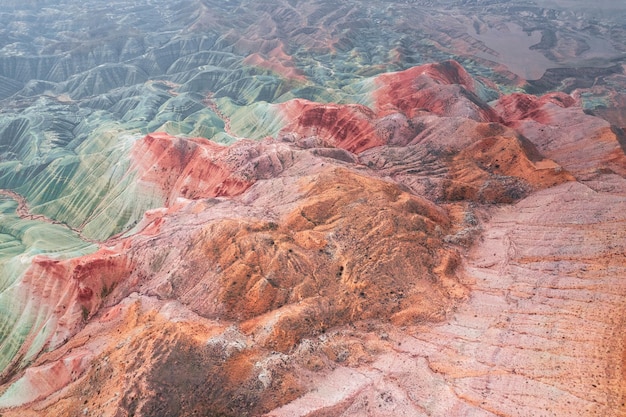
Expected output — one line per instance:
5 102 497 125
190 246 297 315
279 100 384 153
267 177 626 417
495 92 626 177
3 56 625 415
373 60 501 122
1 1 625 416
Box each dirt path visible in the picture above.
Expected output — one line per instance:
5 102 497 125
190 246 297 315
203 92 235 137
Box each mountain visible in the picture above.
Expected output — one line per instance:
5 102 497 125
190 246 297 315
0 1 624 416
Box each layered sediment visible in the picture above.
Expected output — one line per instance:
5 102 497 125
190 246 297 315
0 57 623 416
0 1 625 416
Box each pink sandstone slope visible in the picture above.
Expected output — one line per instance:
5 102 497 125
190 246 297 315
0 61 624 417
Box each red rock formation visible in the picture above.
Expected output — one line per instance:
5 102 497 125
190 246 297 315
2 61 626 417
494 92 626 177
495 91 577 124
131 132 254 204
0 247 132 387
280 99 385 153
243 45 307 82
357 115 574 205
278 62 511 157
374 61 501 122
380 60 478 93
0 157 468 415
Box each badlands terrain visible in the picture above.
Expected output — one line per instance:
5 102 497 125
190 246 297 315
0 0 624 416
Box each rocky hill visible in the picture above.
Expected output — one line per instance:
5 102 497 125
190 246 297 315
0 1 624 416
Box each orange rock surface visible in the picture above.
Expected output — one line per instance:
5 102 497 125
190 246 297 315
1 61 625 417
494 93 626 177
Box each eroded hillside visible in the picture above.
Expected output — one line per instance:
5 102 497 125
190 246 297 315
0 1 625 416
